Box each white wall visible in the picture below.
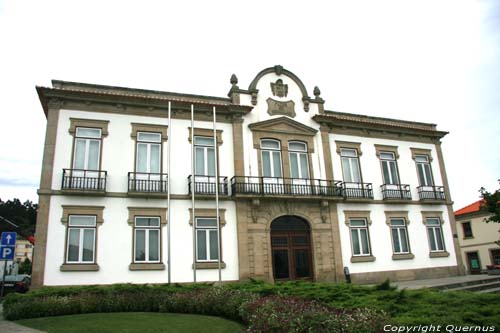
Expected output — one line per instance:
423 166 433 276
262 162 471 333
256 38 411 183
53 110 234 195
44 196 239 285
337 203 457 274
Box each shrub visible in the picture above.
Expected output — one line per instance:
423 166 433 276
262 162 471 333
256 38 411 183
240 295 387 333
159 287 258 321
3 283 211 320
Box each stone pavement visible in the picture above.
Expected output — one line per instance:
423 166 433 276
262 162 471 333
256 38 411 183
389 274 499 290
0 303 46 333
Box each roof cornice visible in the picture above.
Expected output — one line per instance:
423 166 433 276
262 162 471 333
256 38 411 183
37 80 253 118
313 110 448 140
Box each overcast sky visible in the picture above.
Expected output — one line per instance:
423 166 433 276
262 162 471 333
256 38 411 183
0 0 498 210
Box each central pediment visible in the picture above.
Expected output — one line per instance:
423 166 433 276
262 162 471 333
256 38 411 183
248 117 317 136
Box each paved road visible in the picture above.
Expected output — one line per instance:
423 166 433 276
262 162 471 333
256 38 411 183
390 274 499 290
0 303 46 333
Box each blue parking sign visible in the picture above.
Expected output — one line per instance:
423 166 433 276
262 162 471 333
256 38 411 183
0 246 14 260
1 232 16 246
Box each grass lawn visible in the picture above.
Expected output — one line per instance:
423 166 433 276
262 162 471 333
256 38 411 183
16 312 244 333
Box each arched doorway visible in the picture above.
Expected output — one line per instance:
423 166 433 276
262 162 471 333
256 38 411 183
271 216 313 280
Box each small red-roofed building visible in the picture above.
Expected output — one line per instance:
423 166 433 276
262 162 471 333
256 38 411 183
455 200 500 274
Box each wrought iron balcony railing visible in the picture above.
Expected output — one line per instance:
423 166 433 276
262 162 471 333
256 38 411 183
230 176 343 197
62 169 107 191
381 184 412 200
417 186 446 201
341 182 374 199
128 172 168 193
188 175 228 195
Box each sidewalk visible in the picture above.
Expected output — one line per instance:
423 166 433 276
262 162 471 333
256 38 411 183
0 303 46 333
389 274 498 290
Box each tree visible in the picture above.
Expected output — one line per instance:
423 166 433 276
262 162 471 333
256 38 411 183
479 180 500 246
0 198 37 239
18 258 32 275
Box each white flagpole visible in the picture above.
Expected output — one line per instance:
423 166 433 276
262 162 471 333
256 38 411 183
167 101 172 284
213 106 222 284
191 104 197 283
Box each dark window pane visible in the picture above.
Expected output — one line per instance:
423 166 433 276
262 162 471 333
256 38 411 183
294 249 310 278
272 237 288 246
273 249 289 279
293 236 308 245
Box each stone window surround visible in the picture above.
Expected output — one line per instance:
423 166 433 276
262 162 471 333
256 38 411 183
410 147 433 161
188 208 227 269
252 132 315 180
127 207 167 271
384 211 415 260
374 144 400 159
188 127 223 145
335 141 365 184
344 210 376 263
68 118 109 175
131 123 168 175
60 205 104 272
421 211 449 258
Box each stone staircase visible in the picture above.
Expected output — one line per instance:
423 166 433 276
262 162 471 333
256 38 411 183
430 275 500 293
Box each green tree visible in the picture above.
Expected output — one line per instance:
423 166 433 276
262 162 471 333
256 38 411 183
0 198 37 238
18 258 32 275
479 180 500 246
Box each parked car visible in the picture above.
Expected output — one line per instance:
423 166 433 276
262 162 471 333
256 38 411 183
0 274 31 294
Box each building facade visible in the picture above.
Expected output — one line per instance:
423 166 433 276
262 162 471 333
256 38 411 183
15 239 34 263
32 66 463 287
455 200 500 274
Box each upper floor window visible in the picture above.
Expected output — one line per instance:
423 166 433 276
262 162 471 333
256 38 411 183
341 148 361 183
462 221 473 238
289 141 309 179
73 127 101 170
415 155 434 186
136 132 161 174
379 152 400 185
261 139 282 178
195 136 215 177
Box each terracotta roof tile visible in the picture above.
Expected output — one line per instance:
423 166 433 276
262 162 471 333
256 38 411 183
454 200 485 216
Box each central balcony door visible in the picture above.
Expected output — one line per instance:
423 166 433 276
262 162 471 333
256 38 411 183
271 216 312 281
261 139 283 194
289 141 310 195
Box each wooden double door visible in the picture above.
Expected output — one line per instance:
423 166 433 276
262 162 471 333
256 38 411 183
271 216 312 280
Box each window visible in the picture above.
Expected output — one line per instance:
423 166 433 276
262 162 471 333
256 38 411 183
73 127 102 170
462 222 473 238
134 217 160 263
195 217 219 262
195 136 215 177
379 152 399 185
341 148 361 183
261 139 282 178
289 141 309 179
67 215 96 263
390 218 410 254
491 249 500 265
349 219 371 256
426 217 445 252
136 132 161 174
415 155 434 186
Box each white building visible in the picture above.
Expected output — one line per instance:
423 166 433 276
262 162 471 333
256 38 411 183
32 66 464 287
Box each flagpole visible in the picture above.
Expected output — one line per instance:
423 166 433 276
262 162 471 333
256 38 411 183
213 106 222 284
191 104 197 283
167 101 172 284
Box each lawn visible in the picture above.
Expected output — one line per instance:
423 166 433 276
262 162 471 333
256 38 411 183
16 312 244 333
